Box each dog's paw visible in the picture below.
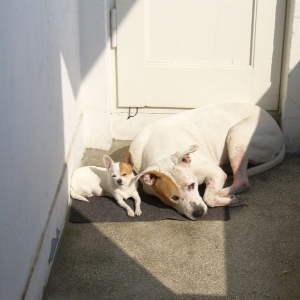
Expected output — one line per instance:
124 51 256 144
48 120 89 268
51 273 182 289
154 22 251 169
228 195 243 207
135 209 142 216
127 209 135 217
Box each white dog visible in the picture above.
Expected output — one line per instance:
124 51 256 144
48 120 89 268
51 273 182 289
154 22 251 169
129 103 285 220
70 152 142 217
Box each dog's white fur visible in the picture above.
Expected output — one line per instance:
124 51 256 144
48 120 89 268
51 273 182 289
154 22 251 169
70 152 142 217
129 103 285 220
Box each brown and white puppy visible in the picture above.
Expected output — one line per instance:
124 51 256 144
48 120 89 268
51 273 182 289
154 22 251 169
129 103 285 220
70 152 142 217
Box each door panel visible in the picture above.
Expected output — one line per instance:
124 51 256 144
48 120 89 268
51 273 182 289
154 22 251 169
147 0 253 66
116 0 286 109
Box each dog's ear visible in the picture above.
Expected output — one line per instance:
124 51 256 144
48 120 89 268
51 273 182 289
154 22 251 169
137 166 160 185
140 170 161 186
123 151 134 167
171 144 199 165
132 172 145 183
131 174 141 183
140 170 182 207
103 155 114 170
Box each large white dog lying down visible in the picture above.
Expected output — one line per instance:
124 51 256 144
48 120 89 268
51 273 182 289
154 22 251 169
129 103 285 220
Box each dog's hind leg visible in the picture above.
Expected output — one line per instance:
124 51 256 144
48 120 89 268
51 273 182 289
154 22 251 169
92 185 103 197
218 151 250 196
218 121 253 197
70 188 90 202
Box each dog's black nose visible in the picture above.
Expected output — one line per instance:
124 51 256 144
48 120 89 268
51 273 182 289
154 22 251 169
192 206 205 219
117 179 122 185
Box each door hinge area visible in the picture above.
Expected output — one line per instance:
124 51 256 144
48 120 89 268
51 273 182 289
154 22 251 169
110 8 117 48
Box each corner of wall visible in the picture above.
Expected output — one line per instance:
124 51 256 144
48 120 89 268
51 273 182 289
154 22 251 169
25 117 85 300
83 109 112 150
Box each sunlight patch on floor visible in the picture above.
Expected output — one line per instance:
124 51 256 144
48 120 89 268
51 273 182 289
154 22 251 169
95 220 227 296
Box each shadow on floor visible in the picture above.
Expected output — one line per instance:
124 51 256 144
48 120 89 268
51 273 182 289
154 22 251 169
43 142 300 299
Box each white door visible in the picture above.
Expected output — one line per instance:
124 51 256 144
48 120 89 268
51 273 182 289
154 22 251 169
115 0 286 110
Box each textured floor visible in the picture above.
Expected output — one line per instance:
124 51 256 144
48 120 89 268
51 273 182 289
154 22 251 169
43 141 300 299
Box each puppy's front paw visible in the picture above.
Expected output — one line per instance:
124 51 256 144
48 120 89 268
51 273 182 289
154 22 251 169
127 209 135 217
135 209 142 216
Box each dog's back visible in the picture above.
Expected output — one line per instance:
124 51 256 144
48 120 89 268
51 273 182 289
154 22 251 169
70 166 107 201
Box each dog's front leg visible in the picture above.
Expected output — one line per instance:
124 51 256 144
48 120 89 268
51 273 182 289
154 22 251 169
131 191 142 216
203 168 242 207
113 193 135 217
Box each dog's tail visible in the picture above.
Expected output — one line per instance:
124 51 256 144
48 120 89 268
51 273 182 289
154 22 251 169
247 143 285 177
70 188 89 202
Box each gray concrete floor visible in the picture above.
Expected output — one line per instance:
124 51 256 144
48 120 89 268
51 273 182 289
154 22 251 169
43 141 300 300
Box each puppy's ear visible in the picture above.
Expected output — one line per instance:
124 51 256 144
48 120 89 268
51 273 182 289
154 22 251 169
123 151 134 167
103 155 114 170
171 144 199 165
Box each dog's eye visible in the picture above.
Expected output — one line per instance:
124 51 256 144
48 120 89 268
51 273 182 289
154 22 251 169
188 183 195 191
122 173 127 176
172 195 180 201
112 174 117 178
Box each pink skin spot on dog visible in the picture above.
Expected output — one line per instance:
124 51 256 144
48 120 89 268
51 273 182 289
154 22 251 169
207 178 215 189
182 154 191 163
230 146 246 171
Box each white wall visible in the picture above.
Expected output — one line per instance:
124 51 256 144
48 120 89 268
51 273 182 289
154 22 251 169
281 0 300 153
78 0 113 150
0 1 85 299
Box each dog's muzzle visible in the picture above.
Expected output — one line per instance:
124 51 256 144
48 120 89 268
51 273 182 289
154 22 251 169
117 179 123 185
191 203 207 219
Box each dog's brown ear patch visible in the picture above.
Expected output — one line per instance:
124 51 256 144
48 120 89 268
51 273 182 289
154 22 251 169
142 170 182 207
123 151 134 167
119 162 133 175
